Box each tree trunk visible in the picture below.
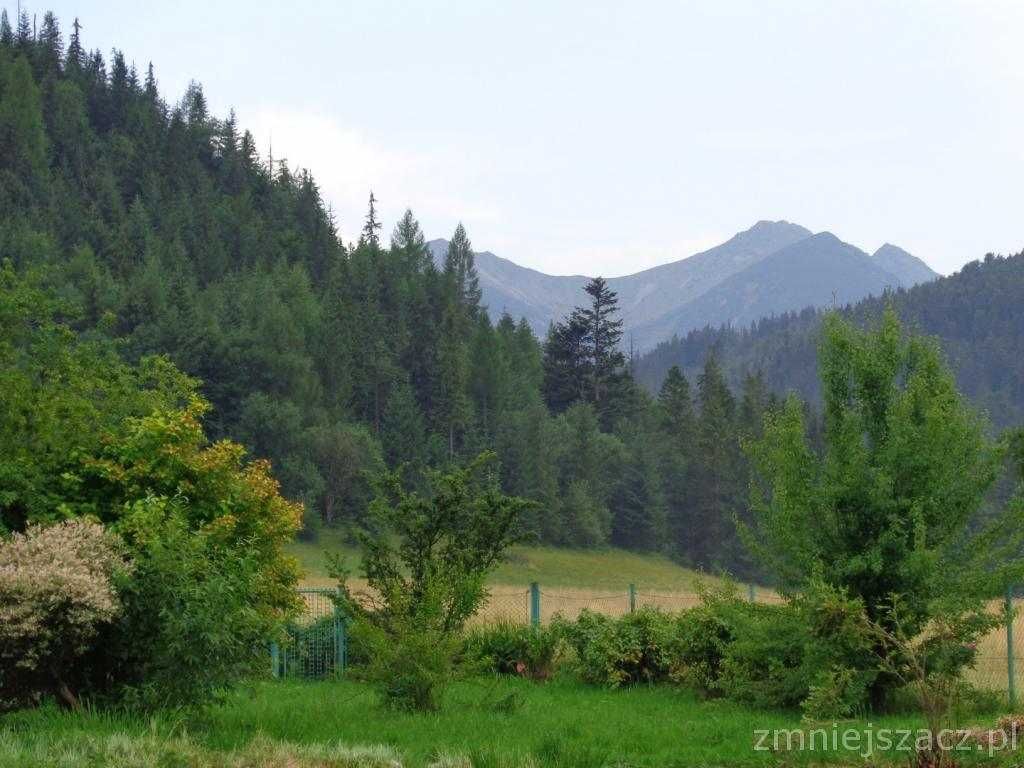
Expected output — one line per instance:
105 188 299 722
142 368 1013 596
54 674 80 710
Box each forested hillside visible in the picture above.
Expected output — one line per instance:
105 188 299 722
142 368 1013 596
0 11 779 576
635 251 1024 429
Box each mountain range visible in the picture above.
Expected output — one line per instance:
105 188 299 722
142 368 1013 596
428 221 937 349
633 249 1024 429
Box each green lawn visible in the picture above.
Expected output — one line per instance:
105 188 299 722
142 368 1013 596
3 676 1010 768
290 529 739 591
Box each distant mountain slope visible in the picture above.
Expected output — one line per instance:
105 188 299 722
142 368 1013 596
430 222 936 349
634 250 1024 429
427 240 587 334
631 232 903 345
871 243 938 287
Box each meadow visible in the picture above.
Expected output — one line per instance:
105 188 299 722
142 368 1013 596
0 676 985 768
3 540 1020 767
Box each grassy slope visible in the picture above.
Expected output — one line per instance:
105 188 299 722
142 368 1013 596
1 678 964 768
289 529 742 591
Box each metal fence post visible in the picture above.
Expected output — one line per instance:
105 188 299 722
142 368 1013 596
629 583 637 613
1007 585 1017 709
334 613 346 675
530 581 541 628
748 583 756 603
270 641 280 679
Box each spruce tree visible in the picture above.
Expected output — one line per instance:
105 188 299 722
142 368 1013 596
0 56 49 202
435 302 472 459
391 208 430 271
361 190 382 247
579 277 625 408
689 351 740 569
15 11 31 50
542 315 590 413
443 223 482 318
0 11 12 48
36 12 63 79
657 364 696 557
65 17 83 72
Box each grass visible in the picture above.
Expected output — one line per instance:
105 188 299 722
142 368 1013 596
290 529 748 591
3 676 985 768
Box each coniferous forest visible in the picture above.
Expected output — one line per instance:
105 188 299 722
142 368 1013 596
0 11 777 576
4 10 1022 582
635 251 1024 430
8 8 1024 764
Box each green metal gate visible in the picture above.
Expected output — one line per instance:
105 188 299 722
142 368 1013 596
271 588 346 679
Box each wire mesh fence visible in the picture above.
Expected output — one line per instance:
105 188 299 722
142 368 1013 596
271 588 345 679
273 583 1024 697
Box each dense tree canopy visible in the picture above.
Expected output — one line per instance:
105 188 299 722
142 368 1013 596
0 14 800 576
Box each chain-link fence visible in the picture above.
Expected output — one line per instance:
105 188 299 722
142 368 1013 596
271 588 345 679
272 583 1024 699
474 582 1022 699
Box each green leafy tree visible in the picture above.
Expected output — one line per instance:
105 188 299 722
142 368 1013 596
334 452 530 710
745 309 1024 702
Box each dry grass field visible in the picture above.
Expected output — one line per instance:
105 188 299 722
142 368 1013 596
289 530 1020 693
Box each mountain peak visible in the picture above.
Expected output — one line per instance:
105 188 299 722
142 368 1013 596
741 219 813 241
871 243 938 287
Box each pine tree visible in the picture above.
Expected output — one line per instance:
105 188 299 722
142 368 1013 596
579 277 625 407
35 12 62 75
0 56 49 202
443 223 482 318
658 365 695 443
65 17 83 72
143 62 158 100
361 190 382 247
435 302 472 459
689 351 740 569
655 364 696 557
381 378 427 469
0 11 13 47
611 422 667 551
542 315 590 413
542 276 634 427
15 11 31 50
390 208 429 271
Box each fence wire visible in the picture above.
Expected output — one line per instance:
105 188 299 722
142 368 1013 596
275 584 1024 694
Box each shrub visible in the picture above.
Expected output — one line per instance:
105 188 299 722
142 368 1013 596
87 496 288 709
555 608 678 687
73 402 303 709
802 666 871 721
709 601 809 708
351 611 460 712
335 453 530 711
0 520 128 710
463 621 564 680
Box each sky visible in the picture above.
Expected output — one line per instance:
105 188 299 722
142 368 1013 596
26 0 1024 277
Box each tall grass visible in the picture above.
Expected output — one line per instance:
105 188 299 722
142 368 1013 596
1 678 947 767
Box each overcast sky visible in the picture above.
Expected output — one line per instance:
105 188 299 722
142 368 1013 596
30 1 1024 276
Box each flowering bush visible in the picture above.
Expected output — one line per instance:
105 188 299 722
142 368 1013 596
0 520 128 710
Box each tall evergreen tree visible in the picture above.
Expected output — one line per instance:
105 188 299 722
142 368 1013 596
64 17 83 72
542 314 590 413
689 352 741 569
361 190 382 247
0 11 12 48
0 56 49 204
443 222 482 318
580 277 625 409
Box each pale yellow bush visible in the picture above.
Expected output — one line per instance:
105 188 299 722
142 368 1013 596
0 519 129 709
